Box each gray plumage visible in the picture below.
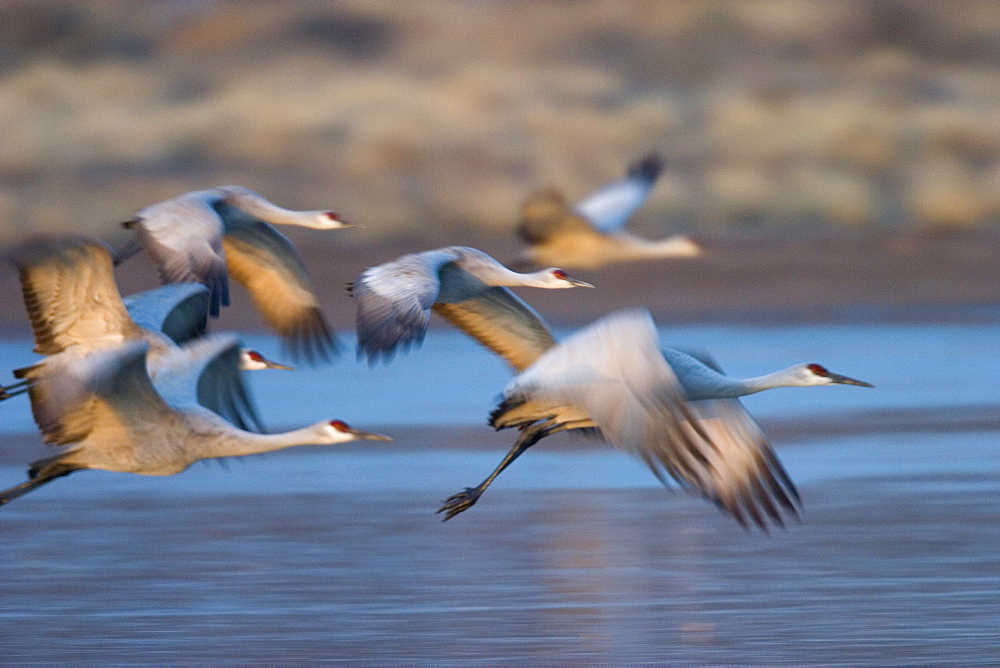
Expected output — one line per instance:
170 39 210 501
119 186 350 363
351 246 591 364
0 339 391 507
439 308 873 530
3 237 263 435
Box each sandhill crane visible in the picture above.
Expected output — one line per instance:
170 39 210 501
116 186 349 363
0 282 292 401
517 153 701 269
0 237 273 434
350 246 591 364
0 337 391 507
429 306 871 529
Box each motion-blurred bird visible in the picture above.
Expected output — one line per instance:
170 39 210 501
1 282 292 400
517 153 701 269
350 245 591 364
436 308 873 529
0 338 391 507
0 237 278 435
117 186 350 363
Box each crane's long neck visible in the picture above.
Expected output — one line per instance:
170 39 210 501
197 423 324 460
220 189 324 227
688 368 806 400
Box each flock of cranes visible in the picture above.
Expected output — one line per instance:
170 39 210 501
0 154 872 530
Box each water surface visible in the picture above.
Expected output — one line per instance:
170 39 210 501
1 323 999 664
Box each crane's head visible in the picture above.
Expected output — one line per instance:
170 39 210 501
799 363 874 387
239 349 295 371
319 420 393 444
309 211 355 229
537 268 594 289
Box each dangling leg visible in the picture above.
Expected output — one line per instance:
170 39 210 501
437 424 549 521
0 459 79 507
0 379 30 400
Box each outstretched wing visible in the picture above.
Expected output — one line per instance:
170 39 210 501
151 333 264 432
127 189 230 317
352 249 458 364
222 217 338 365
507 308 799 529
10 236 141 355
574 153 662 233
122 283 209 345
433 287 556 373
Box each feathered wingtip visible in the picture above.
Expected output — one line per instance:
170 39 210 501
627 152 664 182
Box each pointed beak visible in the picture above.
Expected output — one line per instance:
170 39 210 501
265 361 295 371
351 428 393 442
828 373 874 388
568 278 594 288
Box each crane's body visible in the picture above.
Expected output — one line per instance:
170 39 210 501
0 339 390 507
0 237 290 437
351 246 591 363
119 186 348 362
435 308 873 529
517 153 701 269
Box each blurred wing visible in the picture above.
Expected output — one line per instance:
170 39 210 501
122 283 209 345
517 187 595 244
81 341 177 461
152 333 263 432
11 236 140 355
352 249 457 363
574 153 662 233
511 308 797 529
129 191 230 317
18 352 99 446
222 219 338 365
432 287 556 372
683 398 800 529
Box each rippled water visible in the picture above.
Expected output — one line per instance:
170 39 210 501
1 324 999 664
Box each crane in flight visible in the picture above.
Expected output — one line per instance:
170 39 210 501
0 337 391 508
420 300 871 529
516 153 701 269
116 186 351 363
349 245 591 364
0 236 287 435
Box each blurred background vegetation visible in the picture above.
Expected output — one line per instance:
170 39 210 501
0 0 998 245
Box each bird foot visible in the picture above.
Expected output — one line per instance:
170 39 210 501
436 487 482 521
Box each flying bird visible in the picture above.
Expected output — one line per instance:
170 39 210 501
117 186 350 363
1 282 292 401
435 308 873 529
517 153 701 269
350 245 591 364
0 338 391 507
0 237 276 435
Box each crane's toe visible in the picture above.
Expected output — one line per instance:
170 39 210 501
436 487 482 520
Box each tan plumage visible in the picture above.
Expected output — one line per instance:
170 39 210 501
3 237 266 441
431 287 556 373
222 222 335 364
118 186 348 362
516 154 701 269
0 339 391 508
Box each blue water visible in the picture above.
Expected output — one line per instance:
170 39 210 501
2 324 999 664
1 322 994 433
